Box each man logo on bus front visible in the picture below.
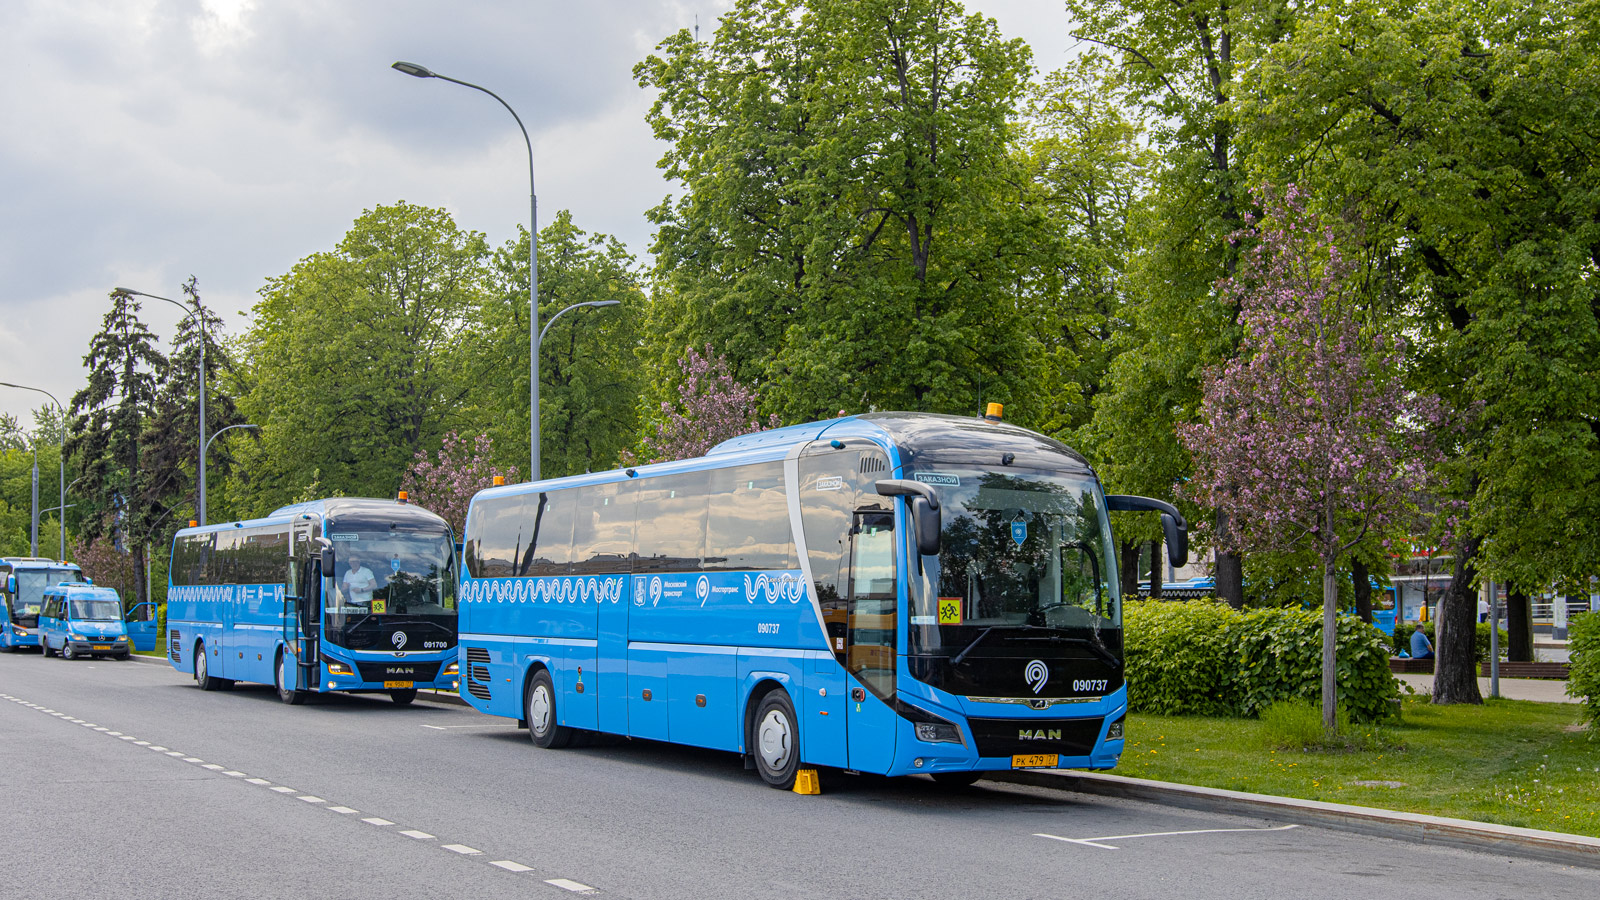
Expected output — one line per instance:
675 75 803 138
391 631 407 651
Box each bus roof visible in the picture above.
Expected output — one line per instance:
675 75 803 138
1 558 82 570
43 583 118 601
172 497 450 540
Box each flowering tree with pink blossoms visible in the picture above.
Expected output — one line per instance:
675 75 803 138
1179 187 1444 731
400 432 519 535
629 345 781 464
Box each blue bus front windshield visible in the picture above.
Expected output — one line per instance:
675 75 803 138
14 569 83 625
324 527 456 651
69 599 122 621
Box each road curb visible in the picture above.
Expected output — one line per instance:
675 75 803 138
993 769 1600 870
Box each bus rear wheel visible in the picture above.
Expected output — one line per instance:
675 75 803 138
525 670 572 749
752 690 800 790
275 651 307 705
194 642 233 691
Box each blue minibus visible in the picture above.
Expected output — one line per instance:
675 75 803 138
166 497 460 705
0 558 85 651
459 411 1185 789
39 583 131 659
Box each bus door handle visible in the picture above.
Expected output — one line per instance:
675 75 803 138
851 687 865 702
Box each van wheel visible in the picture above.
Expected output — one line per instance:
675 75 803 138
389 689 417 706
525 670 572 749
40 637 53 658
61 642 76 661
194 642 232 691
275 652 307 705
752 690 800 789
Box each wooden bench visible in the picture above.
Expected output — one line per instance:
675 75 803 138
1389 657 1434 674
1481 661 1569 680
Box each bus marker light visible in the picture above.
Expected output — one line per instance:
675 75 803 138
793 769 821 794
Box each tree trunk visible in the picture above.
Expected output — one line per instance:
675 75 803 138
1120 539 1140 598
1432 533 1483 705
1322 558 1339 733
1352 558 1373 624
1214 511 1244 608
1149 540 1163 599
1505 581 1533 663
131 543 150 607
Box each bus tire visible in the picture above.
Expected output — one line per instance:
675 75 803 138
751 690 800 790
275 651 307 705
40 637 53 658
525 669 572 749
930 772 984 788
194 641 232 691
61 641 76 661
389 689 417 706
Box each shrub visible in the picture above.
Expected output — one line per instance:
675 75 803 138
1124 600 1399 722
1568 612 1599 727
1123 600 1238 716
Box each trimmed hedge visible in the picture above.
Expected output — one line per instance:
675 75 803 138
1569 612 1598 727
1125 600 1399 722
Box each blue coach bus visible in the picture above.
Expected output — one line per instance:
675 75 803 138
459 411 1186 789
0 558 85 651
166 497 460 705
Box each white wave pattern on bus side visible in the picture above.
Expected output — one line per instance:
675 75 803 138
460 576 626 605
169 585 282 604
743 572 805 604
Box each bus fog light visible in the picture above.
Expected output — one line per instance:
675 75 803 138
914 758 924 768
327 681 336 689
915 722 962 744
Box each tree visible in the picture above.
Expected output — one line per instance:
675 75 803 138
65 290 166 606
628 346 781 464
637 0 1046 424
0 414 25 452
1234 0 1600 702
400 431 518 536
234 202 489 511
1180 188 1443 730
69 536 140 607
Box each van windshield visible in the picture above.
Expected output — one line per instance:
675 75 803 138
69 599 122 621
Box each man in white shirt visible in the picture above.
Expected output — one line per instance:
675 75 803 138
342 554 378 606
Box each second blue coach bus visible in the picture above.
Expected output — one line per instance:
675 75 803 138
167 497 460 705
1 558 85 651
459 411 1186 788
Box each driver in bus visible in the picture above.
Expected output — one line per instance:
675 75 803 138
341 553 378 607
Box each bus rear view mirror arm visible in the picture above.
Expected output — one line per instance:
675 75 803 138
1105 494 1189 569
874 479 943 557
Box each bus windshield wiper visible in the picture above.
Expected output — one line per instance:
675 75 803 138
950 627 998 666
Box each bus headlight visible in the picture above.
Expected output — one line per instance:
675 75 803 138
1106 717 1125 741
915 722 963 744
325 660 353 676
442 662 459 676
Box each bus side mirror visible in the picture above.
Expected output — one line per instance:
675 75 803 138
5 575 12 594
913 497 941 557
1160 513 1188 569
320 547 336 573
1106 494 1188 569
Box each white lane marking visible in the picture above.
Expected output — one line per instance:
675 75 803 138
166 751 185 756
106 731 122 736
224 771 247 778
270 786 298 794
490 861 533 873
120 735 139 741
201 764 225 770
443 844 481 855
363 817 395 826
133 741 151 746
327 806 359 815
545 878 598 894
148 746 167 751
298 796 326 803
94 727 109 732
400 830 435 840
183 757 203 763
420 723 519 730
246 778 272 785
1035 824 1300 851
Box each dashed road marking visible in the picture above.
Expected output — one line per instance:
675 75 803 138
400 830 435 840
327 806 359 815
246 778 272 785
491 861 533 873
299 796 326 804
270 786 298 794
1035 824 1300 851
546 878 599 894
443 844 481 855
224 771 248 778
363 817 395 826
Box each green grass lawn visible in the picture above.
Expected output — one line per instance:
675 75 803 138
1118 698 1599 837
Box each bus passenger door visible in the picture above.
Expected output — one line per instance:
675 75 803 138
125 602 158 652
844 509 898 773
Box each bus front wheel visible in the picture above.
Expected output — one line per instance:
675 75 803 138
931 772 984 788
61 641 76 661
525 670 573 749
752 690 801 790
275 651 307 705
389 689 417 706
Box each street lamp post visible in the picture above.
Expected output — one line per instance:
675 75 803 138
538 300 621 350
0 382 66 560
117 287 209 523
29 444 38 556
391 60 543 481
204 424 258 467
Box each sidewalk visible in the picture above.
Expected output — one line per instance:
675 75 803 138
1395 673 1578 703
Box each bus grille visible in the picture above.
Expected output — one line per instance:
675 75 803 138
465 647 492 701
355 661 441 683
965 716 1105 758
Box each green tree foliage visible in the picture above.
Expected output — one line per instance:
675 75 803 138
0 414 25 451
234 202 489 511
1568 612 1599 727
470 211 646 478
637 0 1048 423
65 290 166 604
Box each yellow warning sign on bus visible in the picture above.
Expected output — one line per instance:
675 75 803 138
370 599 387 614
938 598 963 625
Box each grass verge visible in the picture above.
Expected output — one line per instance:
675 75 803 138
1119 698 1598 837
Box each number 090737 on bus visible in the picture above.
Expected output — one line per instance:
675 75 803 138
457 410 1186 790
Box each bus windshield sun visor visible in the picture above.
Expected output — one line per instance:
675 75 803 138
873 479 942 556
1104 494 1188 568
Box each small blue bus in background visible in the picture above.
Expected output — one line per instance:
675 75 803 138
39 583 131 659
0 558 84 651
459 411 1185 789
167 497 460 705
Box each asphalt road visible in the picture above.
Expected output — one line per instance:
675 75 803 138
3 650 1597 900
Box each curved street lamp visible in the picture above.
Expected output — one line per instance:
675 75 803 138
117 287 210 524
538 300 621 347
391 60 543 481
0 382 65 560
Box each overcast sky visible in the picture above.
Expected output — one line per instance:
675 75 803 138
0 0 1075 428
